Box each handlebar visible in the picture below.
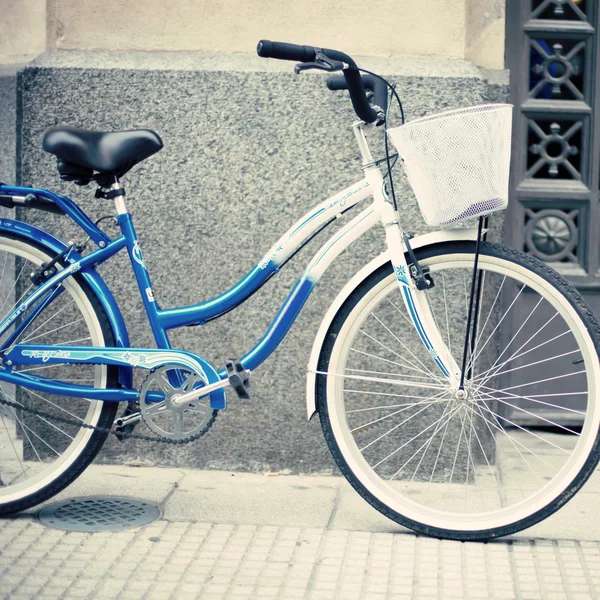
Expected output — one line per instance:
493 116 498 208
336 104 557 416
256 40 318 64
326 74 388 120
257 40 380 124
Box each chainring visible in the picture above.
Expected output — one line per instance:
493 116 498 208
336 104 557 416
139 365 215 442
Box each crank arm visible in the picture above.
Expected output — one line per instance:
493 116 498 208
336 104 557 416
171 364 252 406
171 377 231 406
115 411 143 428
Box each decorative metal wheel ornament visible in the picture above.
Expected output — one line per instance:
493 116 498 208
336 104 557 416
139 365 212 441
525 208 578 262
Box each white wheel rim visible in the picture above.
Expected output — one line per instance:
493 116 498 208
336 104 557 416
0 238 107 505
326 251 600 532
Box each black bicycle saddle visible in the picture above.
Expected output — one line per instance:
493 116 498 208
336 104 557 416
43 126 164 184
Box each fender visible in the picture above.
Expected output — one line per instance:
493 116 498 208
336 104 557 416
0 218 133 389
305 227 481 420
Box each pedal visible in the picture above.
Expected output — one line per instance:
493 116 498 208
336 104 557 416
224 359 252 400
114 403 141 441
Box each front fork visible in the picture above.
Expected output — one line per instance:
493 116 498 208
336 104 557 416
370 173 460 386
355 118 460 386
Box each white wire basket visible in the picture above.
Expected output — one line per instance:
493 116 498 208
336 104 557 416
387 104 513 227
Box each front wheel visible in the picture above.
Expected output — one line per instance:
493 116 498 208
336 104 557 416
317 241 600 540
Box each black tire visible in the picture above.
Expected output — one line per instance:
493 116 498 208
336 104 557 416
316 241 600 540
0 233 118 516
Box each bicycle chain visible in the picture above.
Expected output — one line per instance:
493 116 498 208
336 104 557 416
0 393 218 444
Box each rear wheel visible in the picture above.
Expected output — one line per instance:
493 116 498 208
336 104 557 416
317 242 600 539
0 234 118 515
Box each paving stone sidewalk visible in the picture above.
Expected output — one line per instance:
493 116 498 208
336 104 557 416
1 465 600 600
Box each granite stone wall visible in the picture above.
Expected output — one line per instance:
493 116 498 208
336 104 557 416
17 51 509 473
0 68 17 186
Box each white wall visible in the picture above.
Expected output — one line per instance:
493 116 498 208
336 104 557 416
0 0 46 65
1 0 506 69
46 0 505 66
466 0 505 70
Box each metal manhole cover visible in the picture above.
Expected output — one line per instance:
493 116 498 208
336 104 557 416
38 497 160 532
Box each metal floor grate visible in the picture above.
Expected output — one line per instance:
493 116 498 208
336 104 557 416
38 497 160 532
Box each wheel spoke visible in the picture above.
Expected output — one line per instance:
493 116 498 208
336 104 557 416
408 399 457 482
467 401 559 475
475 398 569 457
0 410 26 480
346 368 440 381
469 283 526 370
474 313 562 388
466 406 502 498
473 348 579 382
316 370 445 391
441 272 453 357
428 401 456 483
485 369 586 394
22 314 83 344
476 389 581 435
357 329 443 380
468 401 539 487
349 348 427 372
0 261 29 319
350 392 450 433
360 400 442 453
472 275 506 356
450 407 468 484
476 384 586 416
473 329 570 384
60 336 92 346
468 295 544 377
346 401 446 413
6 406 60 457
373 401 462 472
25 388 85 422
0 388 76 440
18 300 76 343
344 389 452 401
379 302 445 382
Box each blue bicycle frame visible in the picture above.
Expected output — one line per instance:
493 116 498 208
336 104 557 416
0 165 379 409
0 121 464 411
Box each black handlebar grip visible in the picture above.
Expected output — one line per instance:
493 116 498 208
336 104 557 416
370 77 389 117
342 69 378 124
326 75 347 91
257 40 316 63
327 74 389 122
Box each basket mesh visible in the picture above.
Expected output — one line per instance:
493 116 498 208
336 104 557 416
387 104 513 226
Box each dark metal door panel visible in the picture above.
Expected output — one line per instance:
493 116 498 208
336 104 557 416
504 0 598 424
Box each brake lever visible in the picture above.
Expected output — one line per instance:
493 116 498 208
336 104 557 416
294 50 345 74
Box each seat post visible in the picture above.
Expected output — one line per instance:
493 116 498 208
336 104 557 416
110 179 127 215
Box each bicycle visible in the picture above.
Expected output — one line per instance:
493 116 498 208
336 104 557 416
0 40 598 541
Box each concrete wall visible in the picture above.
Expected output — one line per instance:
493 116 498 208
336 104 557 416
0 0 46 65
466 0 506 70
1 0 507 69
17 51 508 473
43 0 505 68
0 67 18 185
